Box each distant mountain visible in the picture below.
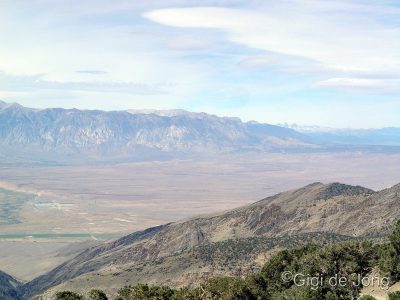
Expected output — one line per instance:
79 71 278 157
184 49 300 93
23 182 400 298
308 128 400 146
281 123 400 146
0 101 311 163
1 101 398 164
0 270 21 300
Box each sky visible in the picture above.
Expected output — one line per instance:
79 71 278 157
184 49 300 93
0 0 399 128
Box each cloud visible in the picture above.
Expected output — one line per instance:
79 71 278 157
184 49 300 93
0 0 215 112
143 1 400 90
0 71 167 95
75 70 108 75
237 53 329 75
315 77 400 92
166 36 208 51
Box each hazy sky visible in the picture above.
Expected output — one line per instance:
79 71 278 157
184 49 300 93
0 0 399 128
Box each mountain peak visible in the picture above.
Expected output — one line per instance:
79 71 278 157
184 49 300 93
0 100 25 111
318 182 375 199
253 182 374 208
0 100 10 110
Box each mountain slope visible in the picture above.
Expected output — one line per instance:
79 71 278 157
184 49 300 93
0 270 22 300
23 182 400 298
0 101 310 163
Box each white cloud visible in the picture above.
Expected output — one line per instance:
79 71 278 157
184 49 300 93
0 71 167 94
166 36 208 51
144 1 400 88
315 78 400 92
75 70 109 75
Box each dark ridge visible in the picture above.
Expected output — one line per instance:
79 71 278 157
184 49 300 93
318 182 375 199
0 270 22 300
112 223 168 247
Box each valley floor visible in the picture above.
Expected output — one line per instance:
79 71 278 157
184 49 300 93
0 152 400 281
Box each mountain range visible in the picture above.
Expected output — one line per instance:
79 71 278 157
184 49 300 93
282 123 400 146
0 101 310 164
3 181 395 299
1 101 399 165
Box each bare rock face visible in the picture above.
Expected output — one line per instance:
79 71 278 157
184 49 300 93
23 182 400 298
0 101 310 162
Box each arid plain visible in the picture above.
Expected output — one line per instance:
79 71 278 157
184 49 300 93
1 152 400 281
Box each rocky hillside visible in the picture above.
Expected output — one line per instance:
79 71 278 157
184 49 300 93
22 182 400 298
0 270 21 300
0 101 310 163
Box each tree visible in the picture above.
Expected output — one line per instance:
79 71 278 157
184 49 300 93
359 295 377 300
115 284 175 300
390 220 400 254
89 289 108 300
54 291 84 300
389 291 400 300
200 276 259 300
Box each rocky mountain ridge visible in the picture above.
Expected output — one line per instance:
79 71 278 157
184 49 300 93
0 101 310 163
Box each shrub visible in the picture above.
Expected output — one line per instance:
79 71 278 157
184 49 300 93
389 291 400 300
89 289 108 300
115 284 175 300
359 295 377 300
390 220 400 254
54 291 84 300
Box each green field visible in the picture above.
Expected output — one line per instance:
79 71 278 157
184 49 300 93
0 188 34 225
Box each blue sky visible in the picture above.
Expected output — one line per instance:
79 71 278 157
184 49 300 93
0 0 399 128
